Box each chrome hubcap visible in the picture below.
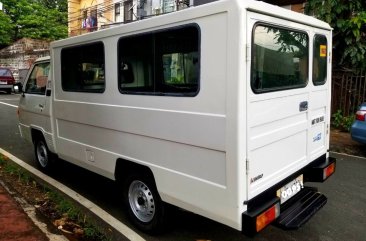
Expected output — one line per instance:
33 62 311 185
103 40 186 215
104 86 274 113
128 180 155 223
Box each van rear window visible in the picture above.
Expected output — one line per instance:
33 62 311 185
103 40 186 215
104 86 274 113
251 25 309 93
61 42 105 93
313 35 327 86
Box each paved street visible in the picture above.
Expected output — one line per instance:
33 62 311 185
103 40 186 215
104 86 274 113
0 93 366 241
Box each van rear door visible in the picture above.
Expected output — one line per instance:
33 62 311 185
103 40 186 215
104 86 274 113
246 11 331 200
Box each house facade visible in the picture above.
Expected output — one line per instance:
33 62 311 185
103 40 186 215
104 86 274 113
68 0 306 36
68 0 192 36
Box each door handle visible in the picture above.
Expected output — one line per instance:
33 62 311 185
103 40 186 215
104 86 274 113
38 104 44 108
299 101 308 112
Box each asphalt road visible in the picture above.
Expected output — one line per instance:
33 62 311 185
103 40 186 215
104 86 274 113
1 93 366 241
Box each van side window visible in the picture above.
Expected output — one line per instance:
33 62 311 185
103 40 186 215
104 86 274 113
61 42 105 93
251 25 309 93
118 25 200 96
313 35 327 85
25 62 50 95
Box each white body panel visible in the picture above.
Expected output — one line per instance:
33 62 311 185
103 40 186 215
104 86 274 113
18 0 332 231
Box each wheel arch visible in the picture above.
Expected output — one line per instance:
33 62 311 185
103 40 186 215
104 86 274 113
115 158 156 184
31 128 44 144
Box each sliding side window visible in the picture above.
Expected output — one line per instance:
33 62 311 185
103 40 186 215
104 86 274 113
61 42 105 93
251 25 309 93
118 25 200 96
313 35 328 85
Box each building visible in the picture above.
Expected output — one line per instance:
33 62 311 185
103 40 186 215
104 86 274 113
68 0 192 36
67 0 306 36
263 0 306 13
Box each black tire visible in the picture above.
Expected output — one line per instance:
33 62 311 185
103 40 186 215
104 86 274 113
6 88 11 94
34 137 54 171
123 171 167 234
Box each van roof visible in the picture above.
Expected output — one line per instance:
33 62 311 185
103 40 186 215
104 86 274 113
52 0 331 48
245 0 331 30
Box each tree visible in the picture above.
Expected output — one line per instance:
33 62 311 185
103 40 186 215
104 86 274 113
0 11 14 46
17 1 68 40
0 0 67 45
305 0 366 69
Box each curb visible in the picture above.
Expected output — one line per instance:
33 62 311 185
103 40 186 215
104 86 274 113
0 148 146 241
329 151 366 161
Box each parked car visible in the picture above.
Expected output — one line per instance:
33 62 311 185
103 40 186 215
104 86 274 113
0 67 15 94
351 103 366 144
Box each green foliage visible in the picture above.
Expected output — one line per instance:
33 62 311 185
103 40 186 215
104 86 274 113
0 0 67 45
0 155 6 165
305 0 366 69
332 109 355 132
0 12 13 45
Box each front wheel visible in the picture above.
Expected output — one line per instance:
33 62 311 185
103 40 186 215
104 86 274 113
123 172 167 234
34 137 54 171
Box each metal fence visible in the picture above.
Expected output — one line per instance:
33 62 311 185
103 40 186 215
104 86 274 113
332 70 366 117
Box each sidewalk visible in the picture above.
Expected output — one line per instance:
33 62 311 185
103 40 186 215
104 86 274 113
0 182 49 241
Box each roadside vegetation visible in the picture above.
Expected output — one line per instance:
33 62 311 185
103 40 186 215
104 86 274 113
0 154 111 241
0 0 67 47
305 0 366 70
332 109 355 132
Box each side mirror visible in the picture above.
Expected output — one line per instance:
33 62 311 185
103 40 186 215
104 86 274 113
21 87 25 97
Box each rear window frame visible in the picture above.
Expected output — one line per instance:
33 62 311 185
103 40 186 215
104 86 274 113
312 34 328 86
250 23 309 94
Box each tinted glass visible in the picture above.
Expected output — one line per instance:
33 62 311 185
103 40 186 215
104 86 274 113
313 35 327 85
251 25 309 93
61 42 105 93
118 25 200 96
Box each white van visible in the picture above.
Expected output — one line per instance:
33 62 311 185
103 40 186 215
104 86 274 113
18 0 336 235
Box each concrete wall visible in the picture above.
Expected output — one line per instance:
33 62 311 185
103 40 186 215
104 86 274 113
0 38 50 81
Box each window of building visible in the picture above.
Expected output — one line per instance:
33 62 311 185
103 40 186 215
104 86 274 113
251 24 309 93
61 42 105 93
313 35 327 86
25 62 50 95
124 0 133 22
90 8 98 30
118 25 200 96
115 3 121 22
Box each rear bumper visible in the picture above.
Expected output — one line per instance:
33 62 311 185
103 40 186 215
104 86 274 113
242 154 336 236
0 84 13 89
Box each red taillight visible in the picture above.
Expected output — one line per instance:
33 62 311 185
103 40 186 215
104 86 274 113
7 79 15 85
356 110 366 121
256 203 280 232
323 162 335 180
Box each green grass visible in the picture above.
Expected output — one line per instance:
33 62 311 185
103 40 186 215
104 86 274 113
0 153 110 241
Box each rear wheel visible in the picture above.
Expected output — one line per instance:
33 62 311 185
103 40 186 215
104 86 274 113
34 137 54 171
123 171 166 234
6 88 11 94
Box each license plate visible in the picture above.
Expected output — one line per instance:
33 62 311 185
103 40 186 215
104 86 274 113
277 175 304 204
0 81 6 84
